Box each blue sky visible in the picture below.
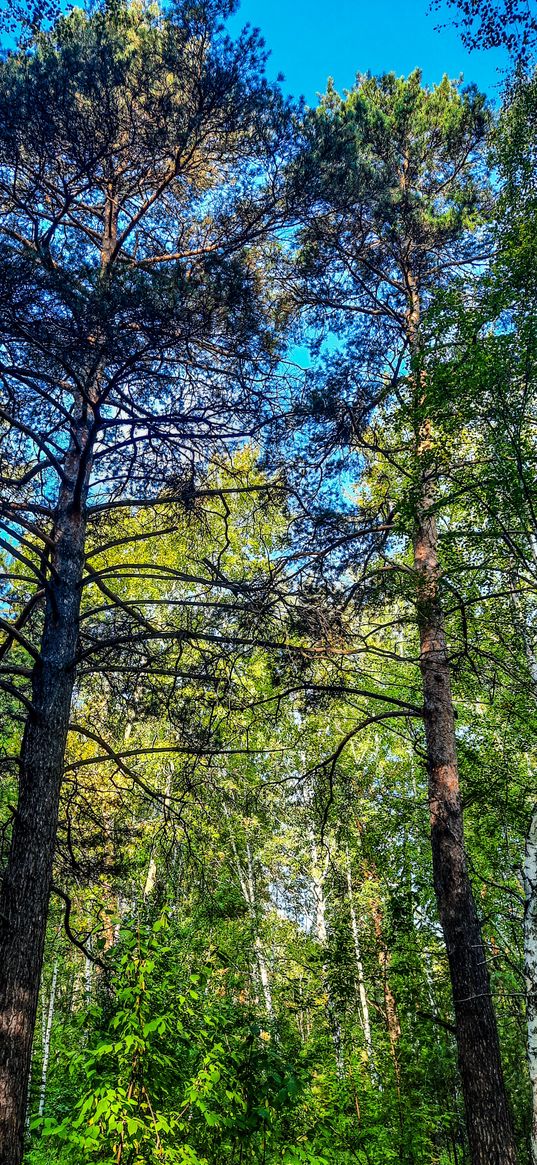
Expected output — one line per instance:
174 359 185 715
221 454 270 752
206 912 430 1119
0 0 509 101
228 0 509 104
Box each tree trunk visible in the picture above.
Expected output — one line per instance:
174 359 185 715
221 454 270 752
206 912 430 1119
0 180 114 1160
309 832 344 1074
38 959 58 1118
225 811 274 1017
0 436 92 1164
371 895 400 1081
401 237 517 1163
524 804 537 1165
413 481 517 1164
344 843 373 1064
515 566 537 1165
247 841 274 1017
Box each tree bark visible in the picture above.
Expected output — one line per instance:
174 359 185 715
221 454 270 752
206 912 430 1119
515 564 537 1165
371 894 400 1081
38 959 58 1118
224 810 274 1017
0 168 114 1158
246 842 274 1018
0 417 93 1164
400 228 517 1162
524 804 537 1165
413 477 517 1164
309 831 344 1074
344 843 373 1065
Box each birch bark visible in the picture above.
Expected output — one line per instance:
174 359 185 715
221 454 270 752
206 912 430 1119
38 960 58 1118
524 806 537 1165
224 809 274 1017
344 844 373 1064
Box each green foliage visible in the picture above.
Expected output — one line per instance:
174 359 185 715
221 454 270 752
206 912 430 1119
28 911 374 1164
2 4 537 1164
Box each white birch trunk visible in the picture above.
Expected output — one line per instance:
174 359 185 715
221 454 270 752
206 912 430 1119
253 934 274 1017
525 804 537 1165
224 808 273 1017
38 960 58 1118
247 843 274 1017
518 562 537 1165
344 845 373 1063
310 833 329 946
142 769 172 901
309 830 343 1074
85 952 92 1006
24 1060 33 1134
143 855 157 898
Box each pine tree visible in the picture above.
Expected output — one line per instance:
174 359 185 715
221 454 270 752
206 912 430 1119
290 70 517 1163
0 3 294 1158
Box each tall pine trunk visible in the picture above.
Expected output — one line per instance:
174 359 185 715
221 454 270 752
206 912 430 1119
0 422 93 1165
404 249 517 1161
413 464 517 1164
0 173 113 1160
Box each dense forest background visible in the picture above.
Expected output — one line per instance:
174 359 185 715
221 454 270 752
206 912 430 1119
0 0 536 1162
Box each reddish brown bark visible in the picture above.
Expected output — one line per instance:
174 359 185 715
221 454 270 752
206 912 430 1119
413 472 517 1164
402 234 517 1161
